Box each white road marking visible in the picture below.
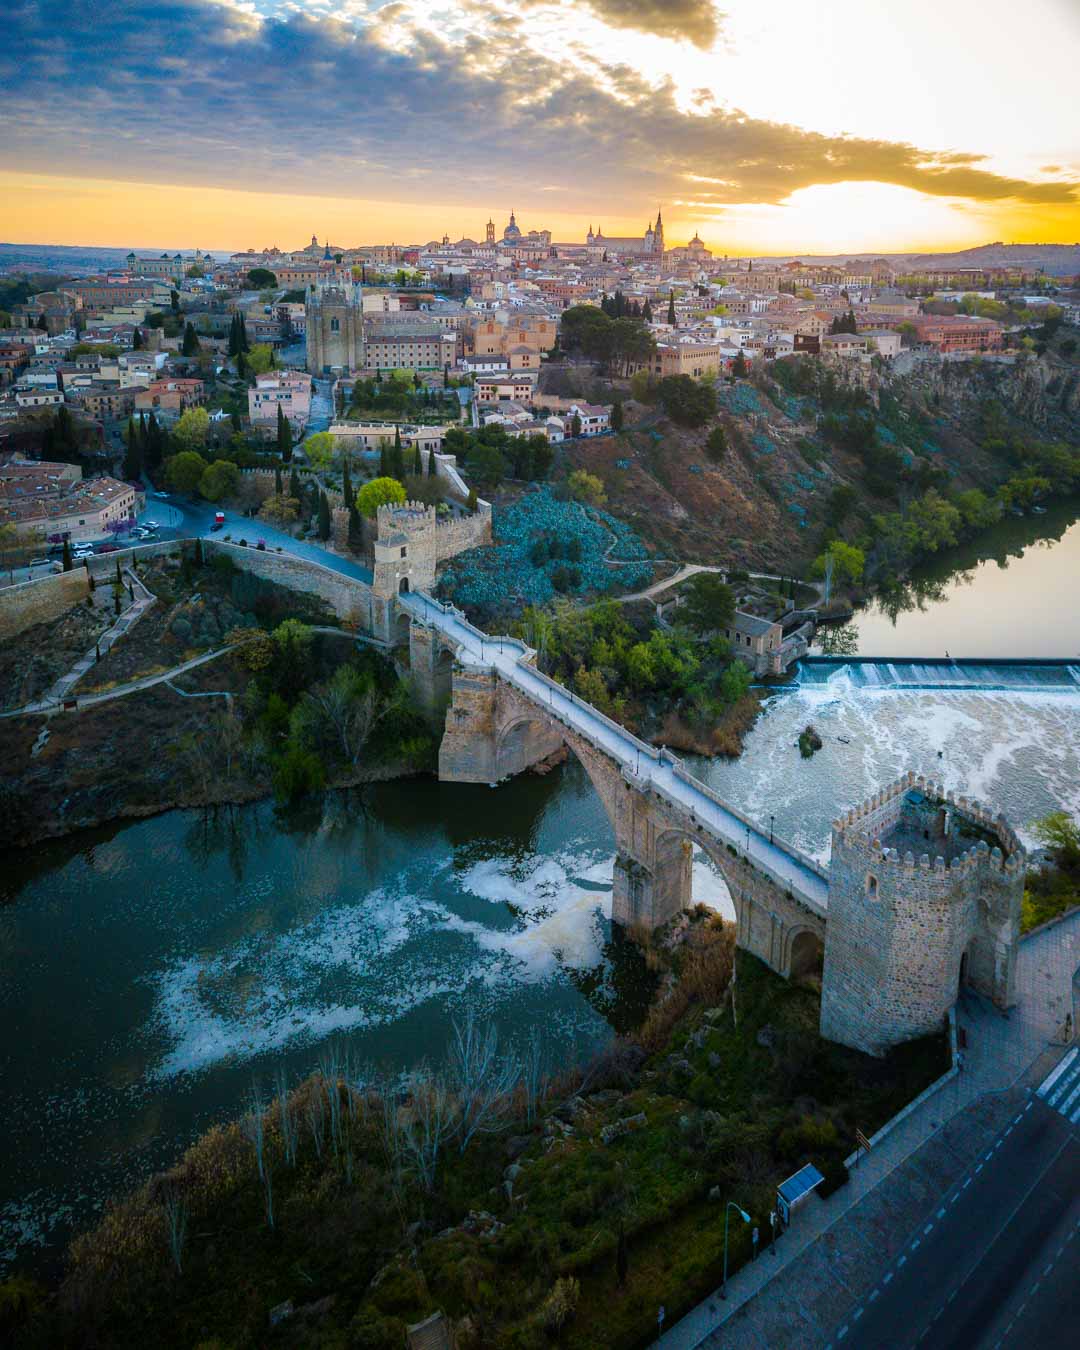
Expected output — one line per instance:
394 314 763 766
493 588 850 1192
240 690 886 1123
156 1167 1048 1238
976 1163 984 1174
837 1326 848 1341
898 1255 907 1267
869 1289 879 1303
937 1208 946 1219
962 1177 971 1190
883 1273 893 1285
852 1308 862 1322
911 1238 921 1251
924 1223 934 1235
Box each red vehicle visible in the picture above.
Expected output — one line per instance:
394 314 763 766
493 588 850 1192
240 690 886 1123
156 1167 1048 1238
97 542 119 553
211 511 225 532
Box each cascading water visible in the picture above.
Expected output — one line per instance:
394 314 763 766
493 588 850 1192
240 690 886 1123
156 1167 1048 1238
798 659 1080 694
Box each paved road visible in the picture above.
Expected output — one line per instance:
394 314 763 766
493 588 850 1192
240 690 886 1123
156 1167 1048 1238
150 493 374 584
832 1091 1079 1350
401 590 829 911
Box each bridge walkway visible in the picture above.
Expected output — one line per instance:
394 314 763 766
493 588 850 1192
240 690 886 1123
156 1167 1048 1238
402 591 829 914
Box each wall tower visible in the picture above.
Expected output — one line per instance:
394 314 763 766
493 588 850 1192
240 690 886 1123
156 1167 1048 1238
820 773 1025 1056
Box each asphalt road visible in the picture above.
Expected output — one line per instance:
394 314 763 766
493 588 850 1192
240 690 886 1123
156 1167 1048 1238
830 1093 1079 1350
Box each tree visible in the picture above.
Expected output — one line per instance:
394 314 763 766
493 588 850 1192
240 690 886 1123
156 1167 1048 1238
170 289 180 312
198 459 240 501
248 344 275 376
317 490 331 540
181 322 200 356
642 297 653 322
705 425 727 462
122 416 142 481
567 469 606 507
357 476 406 518
132 327 144 351
667 290 677 325
289 466 301 502
276 404 292 462
247 268 277 289
391 426 406 482
811 540 865 586
658 374 717 428
62 538 73 572
570 412 582 438
467 487 478 513
732 348 749 377
466 441 507 489
610 400 624 433
173 406 210 452
678 572 735 635
304 430 334 471
412 442 423 476
1032 811 1080 869
166 450 209 493
275 464 283 494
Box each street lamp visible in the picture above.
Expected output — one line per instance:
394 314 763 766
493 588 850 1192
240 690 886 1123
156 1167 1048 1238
722 1202 751 1299
769 814 775 845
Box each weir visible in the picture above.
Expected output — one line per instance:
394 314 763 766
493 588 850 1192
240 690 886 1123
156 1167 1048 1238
798 657 1080 693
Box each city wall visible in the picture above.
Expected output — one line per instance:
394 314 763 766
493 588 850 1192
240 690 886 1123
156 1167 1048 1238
0 568 91 640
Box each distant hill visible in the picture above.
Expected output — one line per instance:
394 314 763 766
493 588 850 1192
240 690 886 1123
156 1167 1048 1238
0 242 232 277
746 241 1080 277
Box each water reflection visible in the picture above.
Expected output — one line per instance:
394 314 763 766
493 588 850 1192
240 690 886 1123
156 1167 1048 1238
820 499 1080 657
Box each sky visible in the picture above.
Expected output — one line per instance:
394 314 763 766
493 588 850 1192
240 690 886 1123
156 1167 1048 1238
2 0 1079 255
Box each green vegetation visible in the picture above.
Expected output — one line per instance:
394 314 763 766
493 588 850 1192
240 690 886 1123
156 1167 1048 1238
356 475 407 518
347 372 459 424
658 374 718 428
513 599 753 754
15 918 947 1350
246 267 277 289
558 303 656 375
442 424 553 489
1022 811 1080 932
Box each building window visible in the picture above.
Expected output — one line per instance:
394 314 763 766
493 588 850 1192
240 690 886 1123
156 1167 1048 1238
330 318 340 333
867 874 878 899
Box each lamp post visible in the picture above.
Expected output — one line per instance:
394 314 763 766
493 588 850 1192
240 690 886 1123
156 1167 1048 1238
722 1202 751 1298
769 814 775 845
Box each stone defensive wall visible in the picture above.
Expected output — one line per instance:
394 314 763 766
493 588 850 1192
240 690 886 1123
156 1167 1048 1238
0 567 91 641
0 539 381 640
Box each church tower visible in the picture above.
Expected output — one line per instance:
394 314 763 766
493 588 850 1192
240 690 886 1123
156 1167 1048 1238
652 208 664 256
486 218 496 244
306 278 364 375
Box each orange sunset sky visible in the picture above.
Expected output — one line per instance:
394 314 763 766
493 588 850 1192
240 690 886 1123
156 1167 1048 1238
3 0 1079 255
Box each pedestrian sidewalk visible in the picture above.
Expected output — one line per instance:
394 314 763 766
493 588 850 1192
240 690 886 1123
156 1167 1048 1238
655 908 1080 1349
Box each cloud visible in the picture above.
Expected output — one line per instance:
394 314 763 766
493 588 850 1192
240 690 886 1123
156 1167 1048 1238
579 0 721 49
0 0 1074 226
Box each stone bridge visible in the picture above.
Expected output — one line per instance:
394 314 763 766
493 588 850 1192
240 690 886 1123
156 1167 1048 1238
401 590 829 982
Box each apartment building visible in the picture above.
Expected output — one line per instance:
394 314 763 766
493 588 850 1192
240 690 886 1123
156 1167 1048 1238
248 371 313 427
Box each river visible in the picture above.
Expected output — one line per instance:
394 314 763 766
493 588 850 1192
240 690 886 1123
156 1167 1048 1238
3 507 1080 1276
818 499 1080 658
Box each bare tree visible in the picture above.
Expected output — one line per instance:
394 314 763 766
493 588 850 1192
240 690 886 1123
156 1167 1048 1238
399 1069 457 1191
449 1009 520 1154
522 1028 547 1127
162 1186 188 1274
298 666 402 766
305 1075 326 1159
241 1083 267 1181
275 1066 298 1167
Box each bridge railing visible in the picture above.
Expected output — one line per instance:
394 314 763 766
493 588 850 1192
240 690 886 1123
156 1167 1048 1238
411 591 829 901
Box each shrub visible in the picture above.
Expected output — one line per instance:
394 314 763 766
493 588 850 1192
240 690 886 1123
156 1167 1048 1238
541 1277 580 1333
271 744 326 802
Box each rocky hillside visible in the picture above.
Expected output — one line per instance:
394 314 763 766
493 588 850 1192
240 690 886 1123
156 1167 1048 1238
558 350 1080 573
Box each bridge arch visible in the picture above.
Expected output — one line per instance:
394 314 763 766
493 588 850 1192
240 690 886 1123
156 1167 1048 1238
785 926 825 979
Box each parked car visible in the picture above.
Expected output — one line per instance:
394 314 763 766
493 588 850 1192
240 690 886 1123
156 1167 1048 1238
154 490 170 499
73 548 94 560
97 543 119 553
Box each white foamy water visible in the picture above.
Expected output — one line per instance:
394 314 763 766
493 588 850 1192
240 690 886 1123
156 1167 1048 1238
700 683 1080 866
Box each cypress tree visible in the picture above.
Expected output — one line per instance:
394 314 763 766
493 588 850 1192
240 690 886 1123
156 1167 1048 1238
277 404 293 463
62 538 73 572
115 558 123 587
391 426 405 482
181 322 200 356
643 297 653 322
132 327 144 350
342 455 353 510
317 490 331 540
667 290 676 326
194 537 204 566
427 447 438 477
611 400 624 432
289 467 301 501
379 441 390 478
239 313 250 353
412 442 422 476
275 464 283 494
467 487 478 513
122 416 142 481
